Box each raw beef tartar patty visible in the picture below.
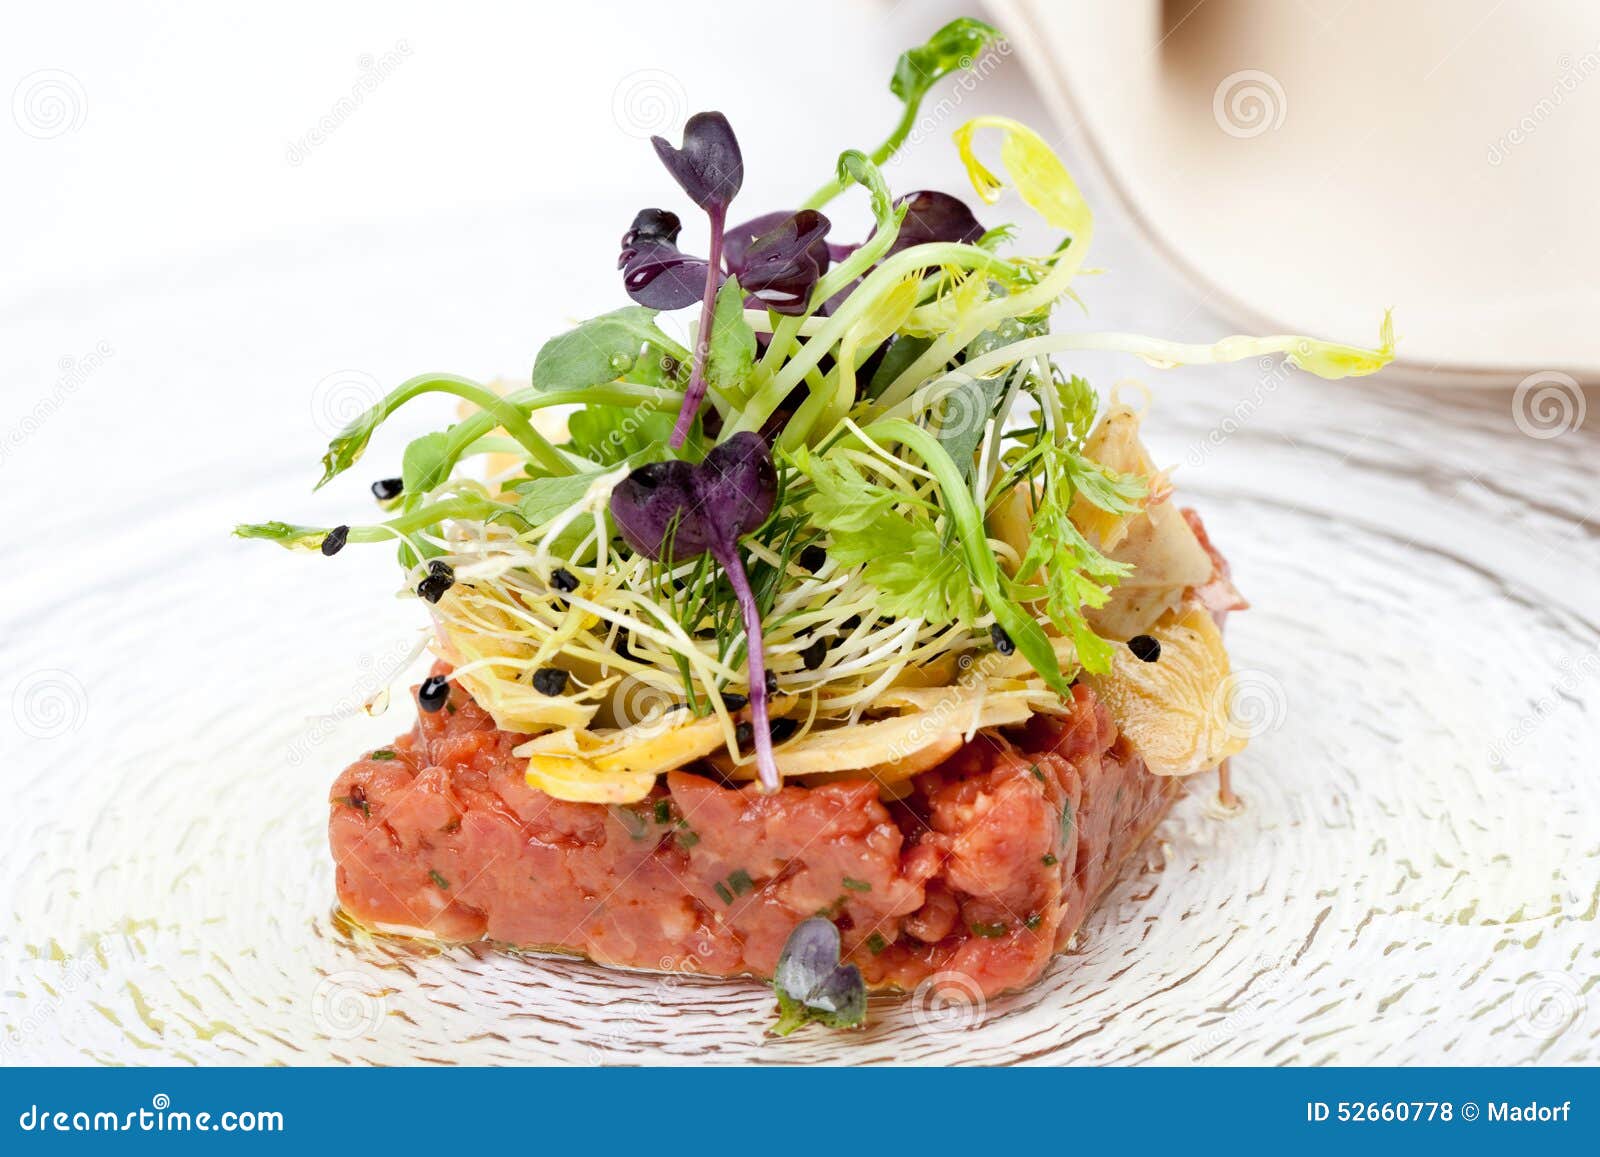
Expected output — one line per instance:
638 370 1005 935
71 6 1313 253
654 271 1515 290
329 666 1180 997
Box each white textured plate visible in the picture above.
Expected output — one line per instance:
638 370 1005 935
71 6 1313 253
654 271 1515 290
989 0 1600 385
4 197 1597 1065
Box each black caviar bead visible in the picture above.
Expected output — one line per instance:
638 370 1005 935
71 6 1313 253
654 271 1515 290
418 675 450 713
737 716 799 751
798 544 827 573
799 637 829 671
550 567 579 593
371 477 403 502
990 624 1015 656
532 667 569 696
1127 634 1162 663
417 561 455 604
764 670 778 695
722 693 749 711
320 525 349 556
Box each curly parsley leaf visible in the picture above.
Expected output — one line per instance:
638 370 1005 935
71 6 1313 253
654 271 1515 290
1013 440 1144 673
792 447 976 626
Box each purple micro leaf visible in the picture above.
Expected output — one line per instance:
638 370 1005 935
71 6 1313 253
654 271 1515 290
619 209 715 311
730 210 833 316
620 240 715 311
648 114 744 448
609 434 782 792
650 111 744 214
771 917 867 1035
622 208 683 248
725 210 833 293
881 191 985 258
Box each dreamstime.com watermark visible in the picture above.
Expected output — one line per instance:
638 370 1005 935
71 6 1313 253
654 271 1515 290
285 634 423 766
1488 43 1600 165
583 939 723 1062
0 341 115 468
889 37 1013 164
612 69 688 139
1213 69 1287 139
311 970 390 1040
1188 353 1299 467
1511 370 1587 440
12 69 86 139
1487 647 1599 768
1190 954 1295 1059
2 935 138 1058
285 41 412 166
16 1095 283 1135
10 669 89 741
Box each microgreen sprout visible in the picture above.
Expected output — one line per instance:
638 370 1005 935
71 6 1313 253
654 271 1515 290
609 433 783 791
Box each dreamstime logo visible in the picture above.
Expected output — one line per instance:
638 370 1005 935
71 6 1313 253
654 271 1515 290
610 674 682 738
310 368 384 438
1217 668 1289 743
611 69 686 139
1514 971 1586 1041
1512 370 1586 440
285 41 412 166
0 340 114 468
311 970 388 1040
12 669 88 740
1212 70 1287 139
12 69 86 139
910 970 986 1038
920 371 991 449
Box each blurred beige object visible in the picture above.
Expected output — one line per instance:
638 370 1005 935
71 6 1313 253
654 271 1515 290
989 0 1600 384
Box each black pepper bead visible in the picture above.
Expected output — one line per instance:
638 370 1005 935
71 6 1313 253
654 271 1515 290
799 637 829 671
418 674 450 713
371 477 403 502
990 624 1015 656
320 525 349 556
532 667 569 696
417 561 455 604
550 567 579 593
1127 634 1161 663
798 544 827 573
